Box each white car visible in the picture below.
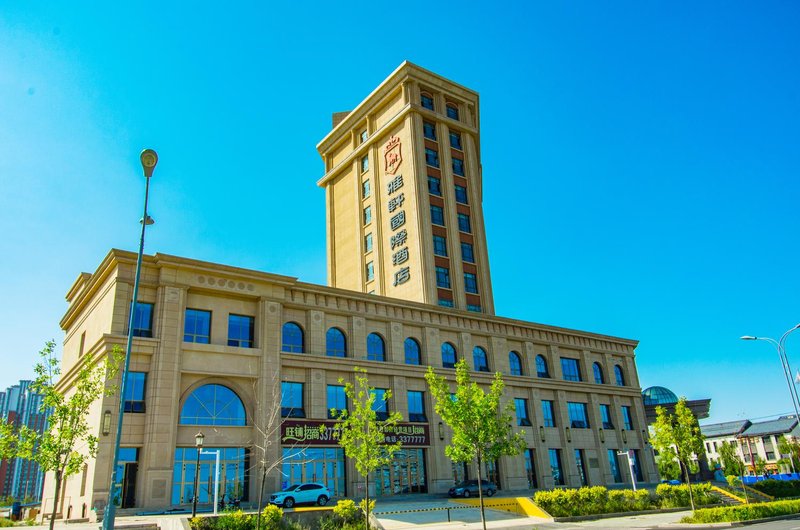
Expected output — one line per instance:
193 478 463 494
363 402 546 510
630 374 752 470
269 483 331 508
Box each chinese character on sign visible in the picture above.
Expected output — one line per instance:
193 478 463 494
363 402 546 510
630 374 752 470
386 175 404 195
390 229 407 249
388 193 405 213
384 136 402 175
390 211 406 231
392 247 409 265
393 267 410 286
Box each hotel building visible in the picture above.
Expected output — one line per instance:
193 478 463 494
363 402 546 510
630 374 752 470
43 62 657 520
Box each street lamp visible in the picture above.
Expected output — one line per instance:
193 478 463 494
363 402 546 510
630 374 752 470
102 149 158 530
741 324 800 421
192 431 205 518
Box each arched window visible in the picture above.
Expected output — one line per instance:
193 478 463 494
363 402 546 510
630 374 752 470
614 365 626 386
446 102 459 121
179 384 246 426
593 362 605 384
509 351 523 376
473 346 489 372
326 327 346 357
535 355 550 378
404 338 421 365
281 322 304 353
367 333 385 362
442 342 457 369
420 91 434 111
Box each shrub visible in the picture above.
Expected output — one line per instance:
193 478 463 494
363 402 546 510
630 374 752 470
682 499 800 523
752 479 800 498
533 486 656 517
0 519 15 528
333 499 360 524
656 483 714 508
260 504 284 530
214 509 253 530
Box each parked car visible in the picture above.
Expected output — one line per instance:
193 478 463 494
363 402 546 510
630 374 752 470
660 479 681 485
448 479 496 498
269 483 331 508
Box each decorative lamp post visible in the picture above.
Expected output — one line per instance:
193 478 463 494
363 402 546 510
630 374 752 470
192 431 205 518
741 324 800 420
102 149 158 530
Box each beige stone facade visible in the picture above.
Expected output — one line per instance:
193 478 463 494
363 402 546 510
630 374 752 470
43 63 658 520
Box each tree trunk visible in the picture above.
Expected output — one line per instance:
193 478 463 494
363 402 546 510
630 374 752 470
683 461 695 513
476 454 487 530
49 469 62 530
364 473 370 530
256 463 267 530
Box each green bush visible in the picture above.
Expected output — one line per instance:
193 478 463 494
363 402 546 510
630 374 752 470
655 483 715 508
0 519 15 528
332 499 360 524
752 479 800 498
682 499 800 523
533 486 657 517
212 510 253 530
259 505 284 530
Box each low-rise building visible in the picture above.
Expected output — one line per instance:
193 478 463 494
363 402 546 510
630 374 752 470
702 416 799 474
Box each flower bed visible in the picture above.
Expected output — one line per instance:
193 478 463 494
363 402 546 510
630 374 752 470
681 499 800 523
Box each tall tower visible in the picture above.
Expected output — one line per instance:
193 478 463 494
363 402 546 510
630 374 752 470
317 62 495 314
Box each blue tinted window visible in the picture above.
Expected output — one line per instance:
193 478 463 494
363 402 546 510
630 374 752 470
593 362 605 384
366 261 374 281
542 400 555 427
509 351 523 376
461 242 475 263
442 342 457 368
454 184 468 203
281 382 305 418
439 299 454 308
536 355 550 378
549 449 564 486
365 233 373 252
371 388 389 420
446 103 459 120
436 266 450 288
621 405 633 430
327 385 346 419
282 322 304 353
433 235 447 257
450 131 462 150
431 205 445 226
423 121 437 140
457 213 471 233
360 155 369 173
172 447 249 505
228 314 254 348
184 309 211 343
600 404 614 429
421 93 434 110
464 273 478 294
467 304 481 312
132 302 154 338
514 398 531 426
473 346 489 372
367 333 385 362
568 402 589 428
608 449 622 482
326 327 347 357
408 391 426 422
615 365 626 386
404 337 421 365
428 175 442 196
561 358 582 382
452 158 465 177
180 384 246 426
425 148 439 168
363 206 372 224
124 372 146 413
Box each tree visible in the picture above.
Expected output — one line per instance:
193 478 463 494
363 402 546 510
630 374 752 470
718 441 744 476
0 341 120 530
425 359 525 530
777 435 800 473
650 397 705 512
332 367 403 530
656 446 681 480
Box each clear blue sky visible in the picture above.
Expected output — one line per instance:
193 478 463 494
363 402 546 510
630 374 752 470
1 2 798 424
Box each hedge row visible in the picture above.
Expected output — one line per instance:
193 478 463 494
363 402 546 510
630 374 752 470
532 484 716 517
681 499 800 523
751 479 800 498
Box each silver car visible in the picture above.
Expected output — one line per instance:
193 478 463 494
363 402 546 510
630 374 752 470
269 483 331 508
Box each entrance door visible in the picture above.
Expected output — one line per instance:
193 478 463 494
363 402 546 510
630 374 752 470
122 463 138 508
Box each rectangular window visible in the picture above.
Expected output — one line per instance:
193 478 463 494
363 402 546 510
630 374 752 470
457 213 471 233
567 402 589 428
184 309 211 343
360 155 369 173
467 304 481 312
132 302 154 338
575 449 588 486
281 382 305 418
436 266 451 289
431 205 445 226
227 314 254 348
428 175 442 196
549 449 564 486
621 406 633 430
408 391 427 422
454 184 468 204
524 449 538 489
123 372 146 413
632 449 644 481
363 206 372 225
452 158 465 177
421 93 434 110
561 358 582 382
542 400 556 427
362 179 370 199
433 235 447 257
515 398 532 426
423 121 437 141
425 148 439 168
327 385 347 419
371 388 389 421
461 242 475 263
438 298 454 308
450 131 462 150
608 449 622 482
366 261 374 282
446 104 459 120
365 233 373 253
359 130 368 143
600 404 614 429
464 273 478 294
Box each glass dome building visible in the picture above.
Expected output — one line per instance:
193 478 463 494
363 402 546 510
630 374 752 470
642 386 679 406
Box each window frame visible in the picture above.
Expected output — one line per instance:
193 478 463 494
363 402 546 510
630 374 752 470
425 148 440 168
366 332 386 362
442 342 457 369
450 131 462 150
452 158 465 177
428 175 442 196
281 381 305 418
536 355 550 378
227 314 255 348
132 302 154 338
326 327 347 358
184 308 211 344
433 235 448 257
360 155 369 173
464 272 479 294
446 103 459 120
123 371 147 413
431 205 445 226
281 322 304 353
614 365 626 386
457 213 471 233
600 404 614 429
561 357 582 382
420 93 434 111
404 337 421 365
454 184 468 204
461 242 475 263
593 362 605 384
423 121 437 141
509 351 523 376
473 346 489 372
514 397 532 426
371 388 390 421
327 384 347 419
435 266 451 289
567 402 590 429
542 399 556 427
407 390 427 422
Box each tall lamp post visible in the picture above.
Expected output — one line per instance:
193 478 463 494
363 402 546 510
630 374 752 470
192 432 205 518
102 149 158 530
741 324 800 421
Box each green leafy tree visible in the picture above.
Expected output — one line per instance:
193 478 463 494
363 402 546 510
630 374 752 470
332 367 402 530
753 456 767 475
777 436 800 472
656 446 681 480
425 359 525 530
650 397 705 513
718 441 744 476
0 341 121 530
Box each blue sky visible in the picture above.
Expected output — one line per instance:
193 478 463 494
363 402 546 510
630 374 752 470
1 2 798 424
